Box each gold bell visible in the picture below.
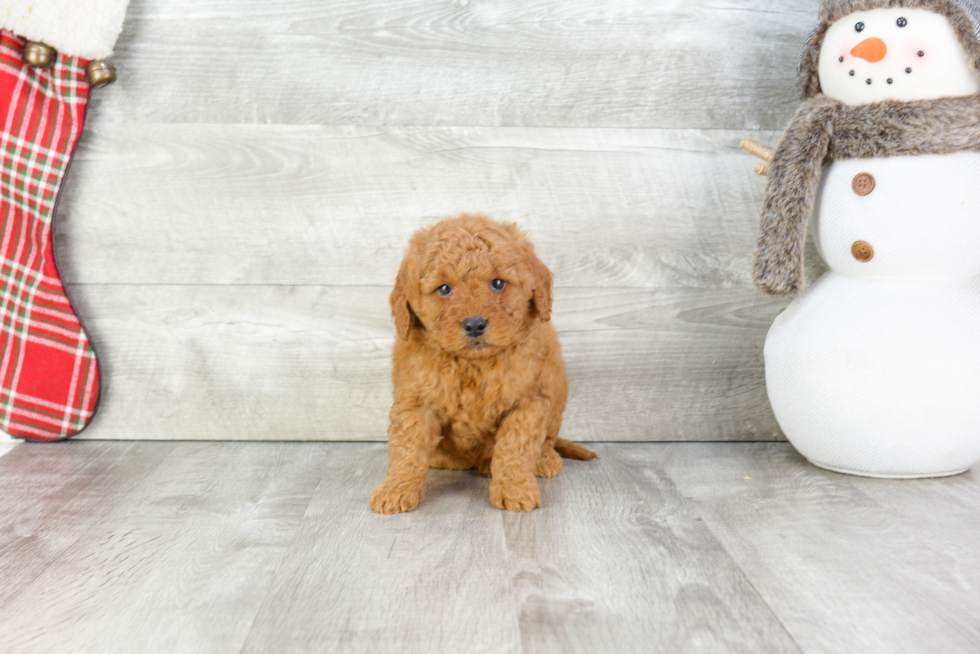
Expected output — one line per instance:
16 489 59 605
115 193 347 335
85 60 116 88
23 41 56 68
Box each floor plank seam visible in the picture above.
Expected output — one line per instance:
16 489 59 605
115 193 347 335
688 502 807 654
236 474 326 653
501 515 529 654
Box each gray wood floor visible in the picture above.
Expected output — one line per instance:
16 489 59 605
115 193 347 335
1 441 977 653
46 0 829 441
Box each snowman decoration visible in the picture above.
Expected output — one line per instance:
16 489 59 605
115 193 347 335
747 0 980 477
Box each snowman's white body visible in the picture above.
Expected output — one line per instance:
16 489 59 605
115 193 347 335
766 153 980 476
763 7 980 477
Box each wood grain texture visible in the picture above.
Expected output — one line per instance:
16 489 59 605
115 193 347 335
4 442 975 653
0 442 327 654
0 442 167 607
95 0 812 129
661 443 980 654
65 285 786 441
55 124 781 288
240 442 800 654
500 444 801 654
36 0 814 442
239 443 524 654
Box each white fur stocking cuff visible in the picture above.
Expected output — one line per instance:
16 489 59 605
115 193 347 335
1 0 131 60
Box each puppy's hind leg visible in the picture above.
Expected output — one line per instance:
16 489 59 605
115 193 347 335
429 439 476 471
535 437 596 478
535 446 562 478
475 442 496 477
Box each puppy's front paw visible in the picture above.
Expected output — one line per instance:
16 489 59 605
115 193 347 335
490 477 541 512
369 479 424 514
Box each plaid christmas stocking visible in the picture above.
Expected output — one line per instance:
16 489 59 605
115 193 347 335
0 1 129 441
0 31 100 440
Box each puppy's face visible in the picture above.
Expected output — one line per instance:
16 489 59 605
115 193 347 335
391 215 553 359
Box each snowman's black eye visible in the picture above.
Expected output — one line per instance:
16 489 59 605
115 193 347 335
897 17 907 27
855 22 865 32
839 56 844 62
887 78 894 84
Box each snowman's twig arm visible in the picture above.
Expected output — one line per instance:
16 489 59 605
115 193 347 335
739 139 773 175
740 139 774 161
753 96 840 296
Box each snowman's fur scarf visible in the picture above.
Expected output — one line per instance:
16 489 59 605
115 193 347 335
753 93 980 295
798 0 980 99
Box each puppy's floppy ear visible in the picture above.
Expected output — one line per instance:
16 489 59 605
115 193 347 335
390 258 418 339
529 251 554 322
505 222 554 322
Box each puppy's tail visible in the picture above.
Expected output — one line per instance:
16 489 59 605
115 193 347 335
554 438 599 460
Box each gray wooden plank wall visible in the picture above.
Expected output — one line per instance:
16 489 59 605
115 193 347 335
52 0 825 441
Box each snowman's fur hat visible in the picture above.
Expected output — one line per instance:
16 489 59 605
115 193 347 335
797 0 980 98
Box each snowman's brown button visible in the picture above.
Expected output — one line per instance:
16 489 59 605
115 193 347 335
851 240 874 262
852 172 875 195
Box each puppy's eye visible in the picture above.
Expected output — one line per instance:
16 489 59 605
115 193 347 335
491 279 506 292
855 22 865 32
436 284 452 297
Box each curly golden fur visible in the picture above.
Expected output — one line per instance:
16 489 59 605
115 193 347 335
369 214 597 514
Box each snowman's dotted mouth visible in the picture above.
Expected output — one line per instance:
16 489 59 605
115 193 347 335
849 71 909 84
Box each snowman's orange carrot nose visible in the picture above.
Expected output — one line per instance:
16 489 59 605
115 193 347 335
851 37 887 62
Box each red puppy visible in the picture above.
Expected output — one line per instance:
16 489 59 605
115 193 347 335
370 214 597 514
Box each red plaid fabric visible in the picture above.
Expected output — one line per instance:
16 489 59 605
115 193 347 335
0 30 99 440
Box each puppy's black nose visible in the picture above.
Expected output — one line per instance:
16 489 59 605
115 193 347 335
462 316 488 338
